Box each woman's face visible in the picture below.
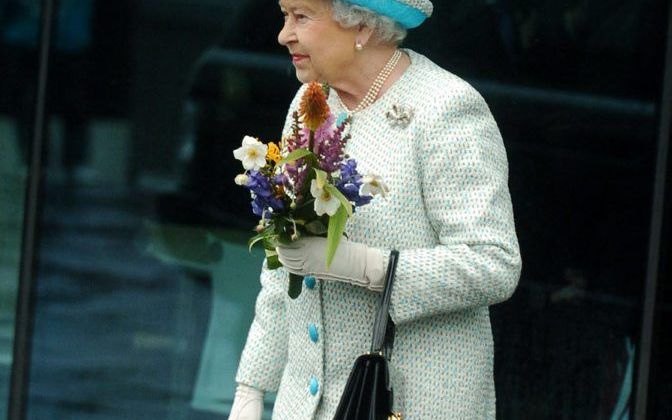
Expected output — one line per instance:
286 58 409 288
278 0 359 84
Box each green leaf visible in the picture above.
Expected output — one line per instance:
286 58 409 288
325 205 347 268
277 148 314 166
324 184 353 217
248 233 266 253
266 252 282 270
314 168 327 188
262 236 277 252
305 220 328 235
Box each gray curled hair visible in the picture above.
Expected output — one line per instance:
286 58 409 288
331 0 408 44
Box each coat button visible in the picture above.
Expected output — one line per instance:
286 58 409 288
304 276 316 289
310 377 319 396
308 323 319 343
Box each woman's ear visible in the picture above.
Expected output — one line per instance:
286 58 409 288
356 24 375 47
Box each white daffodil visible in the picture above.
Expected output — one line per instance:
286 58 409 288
310 180 340 216
360 174 389 197
233 136 268 171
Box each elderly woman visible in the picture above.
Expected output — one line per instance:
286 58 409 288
228 0 522 419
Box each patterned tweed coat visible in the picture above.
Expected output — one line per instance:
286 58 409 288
235 49 522 419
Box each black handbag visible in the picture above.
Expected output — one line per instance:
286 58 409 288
333 250 402 420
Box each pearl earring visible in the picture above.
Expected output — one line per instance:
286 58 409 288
355 41 363 51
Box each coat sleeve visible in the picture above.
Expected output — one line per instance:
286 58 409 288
235 260 289 392
235 84 305 391
388 83 522 325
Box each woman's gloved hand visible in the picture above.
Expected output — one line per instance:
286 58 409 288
227 383 264 420
276 237 386 292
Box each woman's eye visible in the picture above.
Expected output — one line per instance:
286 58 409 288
295 13 308 22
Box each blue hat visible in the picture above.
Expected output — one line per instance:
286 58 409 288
343 0 433 29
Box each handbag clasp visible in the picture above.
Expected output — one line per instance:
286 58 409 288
388 413 403 420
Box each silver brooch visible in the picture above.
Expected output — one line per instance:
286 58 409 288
386 105 414 128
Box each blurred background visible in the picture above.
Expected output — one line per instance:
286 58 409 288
0 0 670 418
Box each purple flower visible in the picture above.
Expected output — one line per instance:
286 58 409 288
340 158 358 179
251 194 284 217
336 159 372 207
312 114 336 149
312 115 349 173
246 171 272 198
251 196 266 217
247 171 284 217
274 173 287 186
283 162 308 201
286 120 308 153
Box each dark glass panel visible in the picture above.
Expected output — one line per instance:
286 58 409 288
0 0 41 415
23 0 670 418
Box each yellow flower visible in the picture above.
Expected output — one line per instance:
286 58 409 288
266 142 282 164
299 82 330 131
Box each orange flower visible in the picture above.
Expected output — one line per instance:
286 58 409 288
266 142 282 164
299 82 330 131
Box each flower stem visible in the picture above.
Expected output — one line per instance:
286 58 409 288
288 273 303 299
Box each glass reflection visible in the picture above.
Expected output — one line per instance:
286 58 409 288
18 0 670 418
0 0 40 416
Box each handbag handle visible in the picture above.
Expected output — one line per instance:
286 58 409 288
371 250 399 356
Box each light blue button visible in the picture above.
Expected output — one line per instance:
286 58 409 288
304 276 316 289
308 323 319 343
310 377 319 396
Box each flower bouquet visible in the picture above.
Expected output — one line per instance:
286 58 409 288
233 82 387 299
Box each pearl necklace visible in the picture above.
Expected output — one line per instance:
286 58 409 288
337 49 403 115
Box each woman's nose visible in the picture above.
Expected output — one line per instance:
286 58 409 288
278 20 294 46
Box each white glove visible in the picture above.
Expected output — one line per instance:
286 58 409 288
227 383 264 420
276 237 386 292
